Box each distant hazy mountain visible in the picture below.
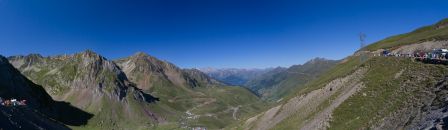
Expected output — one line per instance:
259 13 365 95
201 58 339 100
200 68 276 86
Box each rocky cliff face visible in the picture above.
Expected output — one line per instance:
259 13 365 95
8 50 145 102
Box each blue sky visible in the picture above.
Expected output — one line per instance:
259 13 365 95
1 0 447 68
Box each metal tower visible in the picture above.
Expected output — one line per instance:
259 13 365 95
360 33 366 62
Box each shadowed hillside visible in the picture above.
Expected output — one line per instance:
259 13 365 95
0 55 93 129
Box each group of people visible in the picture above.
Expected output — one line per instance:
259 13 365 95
0 97 27 107
382 49 448 60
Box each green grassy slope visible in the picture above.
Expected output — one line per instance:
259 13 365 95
143 81 265 129
330 57 448 129
143 83 264 129
112 52 267 129
269 57 448 130
269 56 364 130
363 18 448 51
286 56 362 99
245 58 339 101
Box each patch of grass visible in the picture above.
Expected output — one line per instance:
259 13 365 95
70 94 156 130
186 86 266 129
59 63 77 81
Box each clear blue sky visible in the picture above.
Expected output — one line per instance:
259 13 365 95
1 0 447 68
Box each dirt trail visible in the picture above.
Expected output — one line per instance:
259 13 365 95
250 105 281 130
184 98 216 119
189 98 216 111
300 82 364 130
391 40 448 54
230 106 241 120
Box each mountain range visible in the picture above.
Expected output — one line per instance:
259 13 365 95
4 50 264 129
199 68 275 86
2 18 448 130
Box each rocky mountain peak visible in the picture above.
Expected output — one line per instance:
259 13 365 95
7 54 45 68
133 51 150 58
76 49 103 60
130 51 167 66
26 53 44 59
81 49 95 55
290 57 336 69
288 57 337 71
182 68 223 87
122 51 179 72
73 50 114 71
183 68 214 81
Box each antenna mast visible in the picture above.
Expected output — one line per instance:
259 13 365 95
359 33 366 62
